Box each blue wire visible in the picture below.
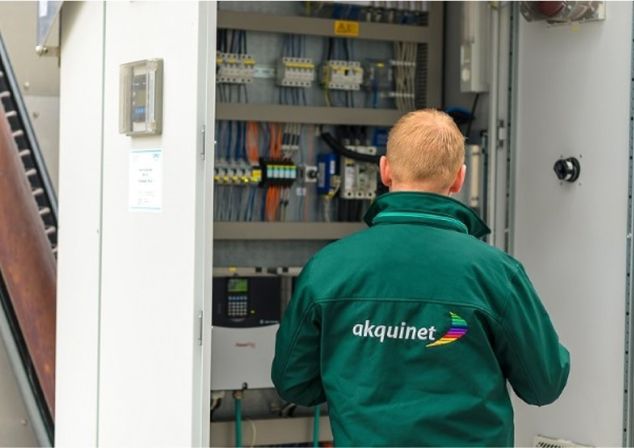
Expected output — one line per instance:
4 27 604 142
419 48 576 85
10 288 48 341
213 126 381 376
235 121 240 161
226 121 233 160
231 121 239 160
260 188 267 221
247 187 256 221
215 121 222 161
242 121 247 160
240 122 247 160
240 122 246 160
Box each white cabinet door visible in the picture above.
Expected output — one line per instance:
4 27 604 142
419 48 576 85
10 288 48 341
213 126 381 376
512 3 633 446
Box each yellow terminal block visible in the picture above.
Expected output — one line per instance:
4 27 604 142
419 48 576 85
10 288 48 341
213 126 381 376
251 168 262 184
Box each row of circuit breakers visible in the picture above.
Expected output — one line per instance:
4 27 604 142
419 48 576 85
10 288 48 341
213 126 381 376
214 53 405 201
211 273 293 391
215 149 379 200
217 54 392 93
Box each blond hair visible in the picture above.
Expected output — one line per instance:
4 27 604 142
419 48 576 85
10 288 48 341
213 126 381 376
386 109 465 189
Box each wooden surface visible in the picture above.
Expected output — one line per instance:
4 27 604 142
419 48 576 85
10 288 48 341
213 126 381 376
0 104 56 417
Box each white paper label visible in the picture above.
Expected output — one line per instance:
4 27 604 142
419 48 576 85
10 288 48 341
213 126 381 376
253 66 276 79
129 149 163 212
38 0 48 18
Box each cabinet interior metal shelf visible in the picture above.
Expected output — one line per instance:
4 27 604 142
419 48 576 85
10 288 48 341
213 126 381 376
215 103 403 126
213 222 366 240
217 10 433 43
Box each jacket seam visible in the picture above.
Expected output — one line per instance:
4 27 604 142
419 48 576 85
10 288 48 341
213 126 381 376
365 191 490 236
312 297 503 325
277 301 319 380
500 263 544 405
372 218 468 235
373 211 468 233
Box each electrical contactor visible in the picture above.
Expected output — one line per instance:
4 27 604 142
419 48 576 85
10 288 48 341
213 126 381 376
321 60 364 91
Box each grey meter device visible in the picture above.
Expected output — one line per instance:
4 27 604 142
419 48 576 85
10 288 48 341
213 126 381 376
119 59 163 136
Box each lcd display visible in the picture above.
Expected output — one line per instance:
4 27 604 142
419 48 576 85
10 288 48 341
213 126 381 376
227 278 248 293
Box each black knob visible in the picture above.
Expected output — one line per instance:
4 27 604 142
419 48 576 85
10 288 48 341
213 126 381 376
553 157 581 182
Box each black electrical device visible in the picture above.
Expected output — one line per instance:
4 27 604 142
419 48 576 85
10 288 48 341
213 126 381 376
259 158 297 186
212 276 282 328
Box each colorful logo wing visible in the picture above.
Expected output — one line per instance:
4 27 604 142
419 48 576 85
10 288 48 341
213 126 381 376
426 312 468 348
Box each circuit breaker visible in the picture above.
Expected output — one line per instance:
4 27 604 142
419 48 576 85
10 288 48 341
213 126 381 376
211 275 283 391
341 146 378 200
216 52 256 84
321 60 364 91
277 57 316 88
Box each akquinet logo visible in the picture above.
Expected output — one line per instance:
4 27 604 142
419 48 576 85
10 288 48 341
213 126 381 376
351 312 468 348
426 312 468 347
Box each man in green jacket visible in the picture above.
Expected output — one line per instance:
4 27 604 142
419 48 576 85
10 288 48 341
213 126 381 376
271 109 570 446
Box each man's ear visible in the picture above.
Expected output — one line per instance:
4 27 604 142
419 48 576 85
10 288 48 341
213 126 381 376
448 164 466 194
380 156 392 189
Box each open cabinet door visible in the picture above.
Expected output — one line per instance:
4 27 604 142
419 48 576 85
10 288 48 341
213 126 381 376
511 2 633 446
57 2 214 446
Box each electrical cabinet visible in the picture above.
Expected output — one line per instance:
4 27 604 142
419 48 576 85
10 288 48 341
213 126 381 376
54 0 500 444
206 2 500 444
54 0 634 446
208 2 452 442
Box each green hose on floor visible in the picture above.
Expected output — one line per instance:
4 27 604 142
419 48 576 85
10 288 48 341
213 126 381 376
234 391 243 448
313 406 321 448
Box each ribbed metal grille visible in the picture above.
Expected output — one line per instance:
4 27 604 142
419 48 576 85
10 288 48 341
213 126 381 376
415 42 428 108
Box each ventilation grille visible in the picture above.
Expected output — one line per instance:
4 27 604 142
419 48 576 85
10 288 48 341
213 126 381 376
534 435 592 448
414 42 428 109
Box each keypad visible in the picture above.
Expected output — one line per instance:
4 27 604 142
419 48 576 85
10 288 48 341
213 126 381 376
227 295 248 318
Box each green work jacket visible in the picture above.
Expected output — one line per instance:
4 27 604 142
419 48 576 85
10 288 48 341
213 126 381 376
272 192 570 447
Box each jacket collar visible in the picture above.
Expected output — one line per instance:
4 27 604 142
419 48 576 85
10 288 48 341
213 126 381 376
364 192 491 238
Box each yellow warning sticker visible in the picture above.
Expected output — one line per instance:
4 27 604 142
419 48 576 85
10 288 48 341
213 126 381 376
334 20 360 37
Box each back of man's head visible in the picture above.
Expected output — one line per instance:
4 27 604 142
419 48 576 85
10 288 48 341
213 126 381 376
386 109 465 193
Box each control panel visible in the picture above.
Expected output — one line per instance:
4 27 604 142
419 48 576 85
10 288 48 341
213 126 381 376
212 276 282 328
211 271 293 391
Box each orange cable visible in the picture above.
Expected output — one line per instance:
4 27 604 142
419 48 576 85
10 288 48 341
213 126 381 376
246 121 259 164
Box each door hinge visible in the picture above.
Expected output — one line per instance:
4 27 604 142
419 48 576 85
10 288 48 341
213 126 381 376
497 120 507 145
201 125 206 160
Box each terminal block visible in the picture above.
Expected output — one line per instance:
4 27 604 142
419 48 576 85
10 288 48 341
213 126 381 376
281 124 302 153
387 91 415 100
276 57 316 88
216 52 256 84
214 161 261 185
341 146 378 200
260 159 297 186
281 142 300 153
321 60 364 91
